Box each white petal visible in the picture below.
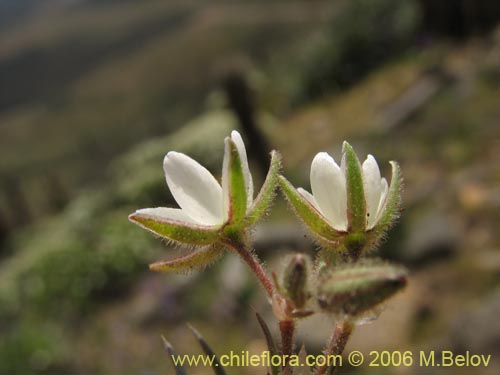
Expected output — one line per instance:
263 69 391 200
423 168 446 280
231 131 254 207
362 155 383 229
340 142 347 173
222 139 231 222
134 207 198 224
164 152 224 225
297 187 318 208
372 178 389 227
310 152 347 231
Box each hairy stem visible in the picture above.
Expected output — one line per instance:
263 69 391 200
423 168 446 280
222 238 274 297
280 320 295 375
315 320 353 375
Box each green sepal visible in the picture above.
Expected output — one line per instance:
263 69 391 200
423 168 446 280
371 161 402 235
342 141 366 232
149 245 224 272
188 324 227 375
247 150 281 226
317 262 407 316
344 232 367 260
129 213 221 245
278 175 344 244
225 138 248 225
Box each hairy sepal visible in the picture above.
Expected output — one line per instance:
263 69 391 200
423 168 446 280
129 213 221 245
247 150 281 226
343 142 366 233
149 245 224 272
226 138 248 226
371 161 402 237
278 175 344 244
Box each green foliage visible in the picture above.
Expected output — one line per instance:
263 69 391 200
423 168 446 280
0 320 69 375
0 121 222 357
0 204 156 320
0 119 251 373
297 0 419 102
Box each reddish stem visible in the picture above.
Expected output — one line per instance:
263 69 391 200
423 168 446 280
223 239 274 297
315 320 353 375
280 320 295 375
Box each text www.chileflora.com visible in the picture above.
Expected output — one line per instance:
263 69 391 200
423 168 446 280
169 350 493 369
170 351 343 368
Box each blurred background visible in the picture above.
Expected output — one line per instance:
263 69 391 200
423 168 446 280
1 0 500 374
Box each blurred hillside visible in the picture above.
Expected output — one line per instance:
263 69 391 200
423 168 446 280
0 0 333 233
1 1 500 375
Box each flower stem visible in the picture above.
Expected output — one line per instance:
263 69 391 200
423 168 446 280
280 320 295 375
222 238 274 297
315 320 353 375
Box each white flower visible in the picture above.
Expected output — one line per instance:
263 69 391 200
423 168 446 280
129 130 280 272
279 141 401 252
134 130 253 228
297 150 388 231
129 128 280 253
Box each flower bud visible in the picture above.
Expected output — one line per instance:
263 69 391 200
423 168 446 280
317 263 407 317
282 254 310 310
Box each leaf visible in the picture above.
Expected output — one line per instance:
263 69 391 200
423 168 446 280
129 213 221 245
187 324 227 375
278 175 343 244
247 150 281 226
161 335 188 375
255 313 280 375
149 245 224 272
342 142 366 232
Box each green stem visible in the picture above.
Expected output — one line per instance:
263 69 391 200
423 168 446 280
315 320 353 375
